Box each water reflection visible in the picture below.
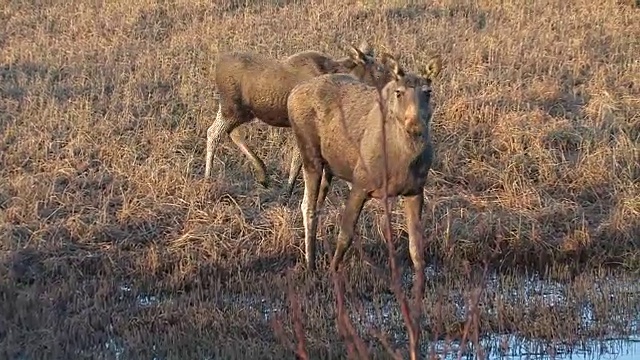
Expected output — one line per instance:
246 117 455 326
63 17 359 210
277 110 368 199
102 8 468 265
108 268 639 359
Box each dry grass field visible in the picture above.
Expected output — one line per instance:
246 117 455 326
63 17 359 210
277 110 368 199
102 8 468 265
1 0 639 358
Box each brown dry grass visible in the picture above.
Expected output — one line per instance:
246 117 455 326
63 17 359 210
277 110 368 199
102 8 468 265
1 0 639 358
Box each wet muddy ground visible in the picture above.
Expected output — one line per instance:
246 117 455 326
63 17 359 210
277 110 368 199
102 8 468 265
3 246 639 359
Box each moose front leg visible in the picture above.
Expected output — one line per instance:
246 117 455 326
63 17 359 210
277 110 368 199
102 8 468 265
403 194 426 273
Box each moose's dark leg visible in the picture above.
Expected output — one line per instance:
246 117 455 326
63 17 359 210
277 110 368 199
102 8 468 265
330 186 368 272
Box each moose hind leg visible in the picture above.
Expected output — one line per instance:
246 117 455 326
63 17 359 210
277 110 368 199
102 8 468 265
229 127 268 187
205 103 232 179
316 167 333 211
286 153 350 197
285 150 304 198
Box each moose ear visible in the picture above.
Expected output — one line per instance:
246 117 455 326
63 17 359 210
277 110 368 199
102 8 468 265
358 40 374 58
348 44 367 64
422 55 443 80
381 53 404 80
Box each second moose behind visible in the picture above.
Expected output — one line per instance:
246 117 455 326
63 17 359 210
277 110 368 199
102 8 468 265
206 41 392 187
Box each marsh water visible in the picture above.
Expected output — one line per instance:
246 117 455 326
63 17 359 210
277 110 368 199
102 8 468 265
105 266 640 360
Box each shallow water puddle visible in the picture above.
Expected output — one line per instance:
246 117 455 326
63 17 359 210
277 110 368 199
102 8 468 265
105 269 639 359
119 284 162 307
453 335 640 360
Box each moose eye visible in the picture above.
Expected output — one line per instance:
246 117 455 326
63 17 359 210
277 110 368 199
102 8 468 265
421 85 432 96
394 89 402 98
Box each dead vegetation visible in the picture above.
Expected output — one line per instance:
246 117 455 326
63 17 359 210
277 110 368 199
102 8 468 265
1 0 639 358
